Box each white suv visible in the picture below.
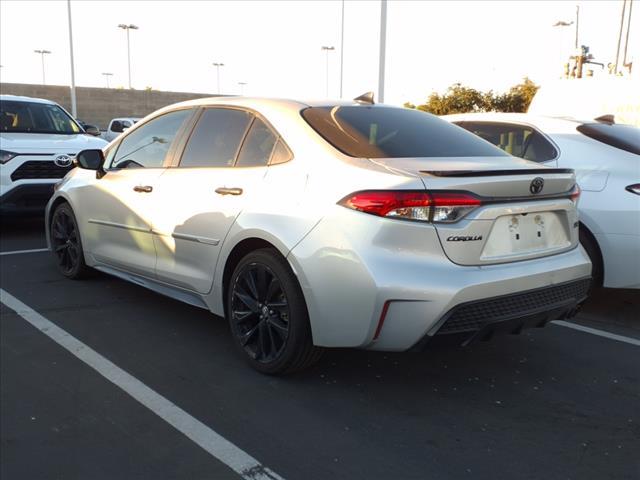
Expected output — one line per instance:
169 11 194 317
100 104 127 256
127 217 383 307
0 95 107 214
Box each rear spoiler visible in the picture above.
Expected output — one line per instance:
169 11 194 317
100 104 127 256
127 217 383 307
420 168 574 178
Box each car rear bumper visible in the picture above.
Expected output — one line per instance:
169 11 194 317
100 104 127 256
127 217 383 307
0 182 57 214
410 277 590 350
289 207 593 350
595 232 640 289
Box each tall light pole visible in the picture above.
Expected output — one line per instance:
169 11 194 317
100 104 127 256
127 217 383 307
212 62 224 94
321 46 335 97
67 0 77 117
339 0 345 98
118 23 138 89
102 72 113 88
238 81 247 95
378 0 387 103
34 49 51 85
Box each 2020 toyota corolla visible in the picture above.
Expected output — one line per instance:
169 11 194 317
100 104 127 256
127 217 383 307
45 96 592 374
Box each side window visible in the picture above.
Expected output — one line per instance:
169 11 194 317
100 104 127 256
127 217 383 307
458 122 557 162
179 108 252 168
236 118 277 167
269 139 293 165
111 109 191 169
122 120 132 129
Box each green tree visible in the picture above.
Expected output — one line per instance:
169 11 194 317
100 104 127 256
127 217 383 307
409 78 539 115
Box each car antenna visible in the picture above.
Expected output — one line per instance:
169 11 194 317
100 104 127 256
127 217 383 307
594 114 615 124
353 91 375 105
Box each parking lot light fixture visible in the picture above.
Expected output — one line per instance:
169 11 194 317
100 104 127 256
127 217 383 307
118 24 139 89
321 46 335 97
34 49 52 85
212 62 225 94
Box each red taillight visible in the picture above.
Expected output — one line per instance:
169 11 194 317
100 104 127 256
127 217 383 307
570 184 581 203
625 183 640 196
338 190 481 223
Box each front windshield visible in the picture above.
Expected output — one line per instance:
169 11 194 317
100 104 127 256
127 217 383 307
0 100 82 134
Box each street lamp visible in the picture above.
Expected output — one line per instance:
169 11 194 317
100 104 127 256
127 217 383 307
212 62 224 94
118 23 139 89
378 0 387 103
102 72 114 88
553 5 579 49
320 46 335 97
238 82 247 95
34 49 52 85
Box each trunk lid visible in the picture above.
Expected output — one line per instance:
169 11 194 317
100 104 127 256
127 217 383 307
370 157 580 266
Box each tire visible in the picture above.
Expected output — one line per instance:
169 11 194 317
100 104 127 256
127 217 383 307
50 203 91 279
227 248 323 375
579 227 603 289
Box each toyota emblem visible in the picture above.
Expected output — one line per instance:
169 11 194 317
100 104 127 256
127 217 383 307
54 155 72 168
530 177 544 194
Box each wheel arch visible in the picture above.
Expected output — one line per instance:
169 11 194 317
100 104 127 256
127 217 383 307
218 236 305 316
579 220 604 286
45 194 73 249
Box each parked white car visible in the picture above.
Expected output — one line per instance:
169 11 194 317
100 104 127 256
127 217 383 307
101 117 141 142
46 96 591 374
444 112 640 289
0 95 107 214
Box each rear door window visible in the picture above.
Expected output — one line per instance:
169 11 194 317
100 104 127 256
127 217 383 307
236 118 277 167
179 108 252 167
456 121 558 162
301 106 507 158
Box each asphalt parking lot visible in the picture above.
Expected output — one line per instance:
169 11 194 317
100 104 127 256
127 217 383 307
1 216 639 480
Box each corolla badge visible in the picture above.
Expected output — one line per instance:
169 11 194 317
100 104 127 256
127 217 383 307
530 177 544 194
54 155 72 167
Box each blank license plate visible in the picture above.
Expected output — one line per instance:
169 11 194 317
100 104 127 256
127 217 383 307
481 211 571 260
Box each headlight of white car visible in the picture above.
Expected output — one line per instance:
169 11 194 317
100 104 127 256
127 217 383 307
0 149 19 164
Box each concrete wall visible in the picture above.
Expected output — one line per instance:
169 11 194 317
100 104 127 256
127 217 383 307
0 83 218 129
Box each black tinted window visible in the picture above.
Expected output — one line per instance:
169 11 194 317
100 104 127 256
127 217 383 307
236 118 277 167
270 140 293 165
111 109 191 169
301 106 507 158
457 122 557 162
180 108 252 167
577 123 640 155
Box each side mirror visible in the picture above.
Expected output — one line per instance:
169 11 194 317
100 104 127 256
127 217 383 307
75 149 104 170
84 125 101 136
111 121 123 133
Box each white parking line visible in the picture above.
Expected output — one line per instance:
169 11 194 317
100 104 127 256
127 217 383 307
0 248 49 256
552 320 640 347
0 288 284 480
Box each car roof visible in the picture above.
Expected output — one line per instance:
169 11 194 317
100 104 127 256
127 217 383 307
441 112 592 135
0 94 58 105
164 95 402 112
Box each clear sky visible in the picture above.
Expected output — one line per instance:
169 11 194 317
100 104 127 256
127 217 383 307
0 0 637 105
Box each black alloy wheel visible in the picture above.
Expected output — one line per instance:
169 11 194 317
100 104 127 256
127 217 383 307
231 262 290 363
228 248 323 374
50 203 89 279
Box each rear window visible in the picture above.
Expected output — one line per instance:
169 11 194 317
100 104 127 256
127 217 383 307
577 123 640 155
301 106 507 158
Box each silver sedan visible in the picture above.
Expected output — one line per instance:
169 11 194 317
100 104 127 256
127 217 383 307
46 95 591 374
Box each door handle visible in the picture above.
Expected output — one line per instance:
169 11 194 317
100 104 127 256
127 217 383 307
133 185 153 193
215 187 243 196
